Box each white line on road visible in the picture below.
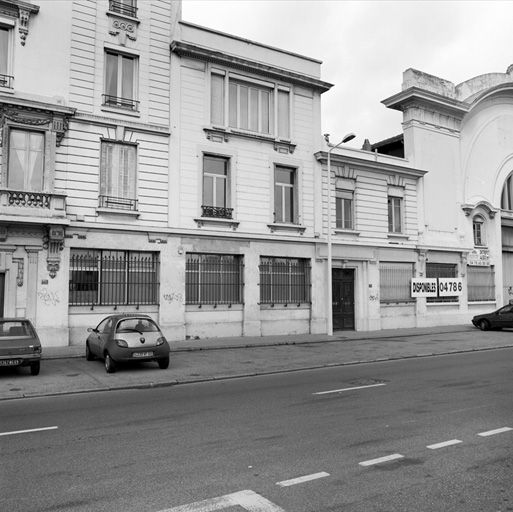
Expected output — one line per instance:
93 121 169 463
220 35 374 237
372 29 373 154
313 383 386 395
0 426 58 437
359 453 404 467
158 489 286 512
478 427 513 437
427 439 462 450
276 471 330 487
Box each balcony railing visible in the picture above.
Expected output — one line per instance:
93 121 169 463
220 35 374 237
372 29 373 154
109 0 137 17
0 74 14 88
0 189 67 219
201 205 233 219
102 94 139 112
99 195 138 211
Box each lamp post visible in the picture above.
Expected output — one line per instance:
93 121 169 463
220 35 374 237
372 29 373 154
324 132 356 335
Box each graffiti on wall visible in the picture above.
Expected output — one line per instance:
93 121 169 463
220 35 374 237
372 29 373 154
163 292 183 303
37 288 60 306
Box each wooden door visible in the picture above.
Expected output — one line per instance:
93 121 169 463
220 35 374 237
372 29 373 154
332 269 354 330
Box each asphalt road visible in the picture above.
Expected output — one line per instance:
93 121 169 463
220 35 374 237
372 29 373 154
1 348 512 512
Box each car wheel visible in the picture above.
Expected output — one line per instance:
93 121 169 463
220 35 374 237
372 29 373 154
479 319 490 331
158 357 169 370
104 352 116 373
30 361 40 376
85 342 95 361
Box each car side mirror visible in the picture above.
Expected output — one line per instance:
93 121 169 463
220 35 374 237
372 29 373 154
87 327 97 333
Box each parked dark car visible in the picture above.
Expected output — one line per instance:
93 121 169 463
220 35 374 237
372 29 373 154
472 304 513 330
0 318 41 375
85 314 170 373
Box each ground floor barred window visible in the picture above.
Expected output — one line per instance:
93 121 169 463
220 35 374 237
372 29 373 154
259 257 311 304
379 262 414 303
185 253 243 305
426 262 458 303
69 249 159 306
467 266 495 301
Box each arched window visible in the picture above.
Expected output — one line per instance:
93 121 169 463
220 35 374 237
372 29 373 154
473 215 485 246
501 173 513 210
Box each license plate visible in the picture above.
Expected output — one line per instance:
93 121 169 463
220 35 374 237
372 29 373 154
0 359 21 366
132 351 153 358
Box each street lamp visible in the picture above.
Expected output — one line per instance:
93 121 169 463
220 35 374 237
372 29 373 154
324 132 356 335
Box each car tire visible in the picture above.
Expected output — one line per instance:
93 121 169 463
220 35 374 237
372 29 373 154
85 342 95 361
158 357 169 370
479 319 490 331
30 361 40 376
104 352 116 373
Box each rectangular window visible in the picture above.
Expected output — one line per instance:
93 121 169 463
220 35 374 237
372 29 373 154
109 0 137 17
69 249 159 306
426 262 458 303
379 262 414 303
211 73 289 137
104 51 138 110
336 190 353 229
99 141 137 210
185 253 243 305
0 25 12 88
259 257 311 304
274 165 296 223
388 196 402 233
468 266 495 302
8 129 44 191
202 155 232 219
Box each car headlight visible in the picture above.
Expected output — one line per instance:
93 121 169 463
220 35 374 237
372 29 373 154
115 339 128 348
156 337 166 346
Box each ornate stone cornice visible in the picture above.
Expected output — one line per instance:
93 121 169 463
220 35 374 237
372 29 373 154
0 0 39 46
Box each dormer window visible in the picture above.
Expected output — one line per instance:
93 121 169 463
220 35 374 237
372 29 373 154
473 215 485 246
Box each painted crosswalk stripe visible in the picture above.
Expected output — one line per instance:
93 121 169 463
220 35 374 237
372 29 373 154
313 383 386 395
158 489 285 511
427 439 462 449
478 427 513 437
0 426 58 437
359 453 404 466
276 471 330 487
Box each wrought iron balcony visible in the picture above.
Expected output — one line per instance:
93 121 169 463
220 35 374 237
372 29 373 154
109 0 137 17
0 74 13 88
201 205 233 219
99 195 138 211
0 189 67 220
102 94 139 112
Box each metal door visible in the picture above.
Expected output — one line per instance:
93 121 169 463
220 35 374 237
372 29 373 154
0 273 4 317
332 268 355 330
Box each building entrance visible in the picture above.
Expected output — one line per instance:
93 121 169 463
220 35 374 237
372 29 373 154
0 273 4 317
332 268 355 330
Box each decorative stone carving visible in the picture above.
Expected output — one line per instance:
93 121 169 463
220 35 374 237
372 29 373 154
109 16 138 45
13 257 24 286
43 226 65 278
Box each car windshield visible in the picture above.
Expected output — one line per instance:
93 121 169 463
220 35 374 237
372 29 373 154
115 318 160 334
0 321 34 338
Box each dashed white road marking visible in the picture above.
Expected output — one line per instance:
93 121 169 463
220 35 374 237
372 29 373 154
478 427 513 437
158 489 286 512
0 426 58 437
427 439 462 450
313 383 386 395
359 453 404 467
276 471 330 487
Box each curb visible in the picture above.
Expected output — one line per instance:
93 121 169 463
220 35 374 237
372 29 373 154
8 343 513 402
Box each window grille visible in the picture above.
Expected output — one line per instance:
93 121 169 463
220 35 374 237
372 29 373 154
379 262 414 302
69 249 159 306
259 257 311 304
426 262 458 303
185 253 243 305
468 266 495 301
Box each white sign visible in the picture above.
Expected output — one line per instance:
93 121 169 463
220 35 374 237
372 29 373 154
438 278 463 296
468 248 490 266
411 278 438 297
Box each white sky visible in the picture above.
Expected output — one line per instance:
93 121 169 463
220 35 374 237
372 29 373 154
181 0 513 148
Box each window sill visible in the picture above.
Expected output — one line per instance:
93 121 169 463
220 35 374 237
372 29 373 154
96 207 140 218
334 228 360 236
194 217 239 230
388 233 409 242
101 105 140 118
204 126 296 154
106 10 140 23
380 301 415 306
185 304 243 311
0 86 14 95
260 303 310 310
426 301 459 306
268 223 306 234
468 300 496 305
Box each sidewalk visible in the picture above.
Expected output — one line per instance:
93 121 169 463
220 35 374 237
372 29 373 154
1 324 512 401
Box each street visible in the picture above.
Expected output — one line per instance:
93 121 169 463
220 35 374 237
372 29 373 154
1 348 512 511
